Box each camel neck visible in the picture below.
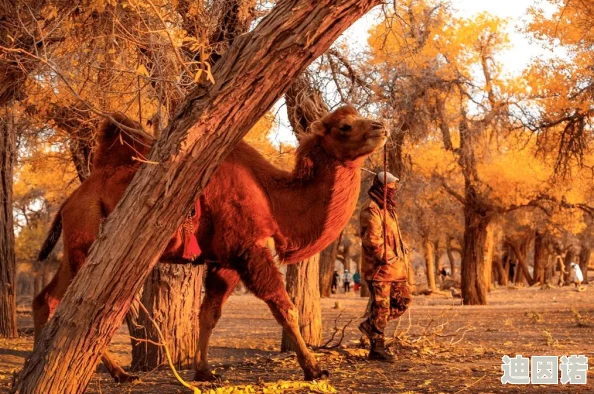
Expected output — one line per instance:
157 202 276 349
274 141 362 263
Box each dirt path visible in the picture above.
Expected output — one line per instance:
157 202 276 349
2 286 593 393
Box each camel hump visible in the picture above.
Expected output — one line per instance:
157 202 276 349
93 113 154 169
37 206 63 261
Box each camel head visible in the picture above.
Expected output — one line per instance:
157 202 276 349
310 105 387 162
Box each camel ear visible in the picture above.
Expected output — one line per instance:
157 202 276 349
310 120 326 136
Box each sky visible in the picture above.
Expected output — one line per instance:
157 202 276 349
270 0 559 146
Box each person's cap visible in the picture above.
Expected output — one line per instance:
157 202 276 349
376 171 399 185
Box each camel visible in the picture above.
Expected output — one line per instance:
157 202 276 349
35 105 387 382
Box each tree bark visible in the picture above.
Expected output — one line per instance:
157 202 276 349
533 232 548 285
446 236 458 277
460 205 490 305
129 264 203 371
508 238 535 286
358 253 370 297
12 1 381 392
281 256 322 351
484 225 494 291
423 238 436 292
319 240 340 298
493 258 507 286
563 248 576 285
544 255 554 284
126 0 256 371
579 247 590 285
0 111 17 338
406 254 417 295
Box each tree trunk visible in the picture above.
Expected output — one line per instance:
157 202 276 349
128 264 203 371
533 232 547 285
484 225 494 291
358 253 370 297
433 240 440 283
423 238 436 292
509 239 535 286
446 236 457 278
579 247 590 284
460 206 490 305
0 111 16 338
12 2 381 392
544 255 554 284
319 239 340 298
406 254 417 295
493 258 507 286
281 256 322 351
563 249 576 285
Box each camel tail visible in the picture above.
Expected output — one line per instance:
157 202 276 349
93 113 153 168
38 209 63 261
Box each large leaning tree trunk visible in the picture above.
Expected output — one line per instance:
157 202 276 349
128 0 252 371
281 255 322 351
12 1 381 392
0 110 17 338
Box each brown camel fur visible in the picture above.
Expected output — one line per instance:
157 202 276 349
34 105 386 382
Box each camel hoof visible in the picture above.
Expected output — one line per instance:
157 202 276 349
304 369 329 381
193 369 221 382
113 373 139 384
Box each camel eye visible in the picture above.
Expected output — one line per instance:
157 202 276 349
339 124 351 133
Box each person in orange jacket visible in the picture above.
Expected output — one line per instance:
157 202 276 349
358 171 411 362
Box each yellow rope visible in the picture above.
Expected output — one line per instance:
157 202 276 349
138 302 202 394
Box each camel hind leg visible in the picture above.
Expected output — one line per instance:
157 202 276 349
234 246 327 381
193 264 240 381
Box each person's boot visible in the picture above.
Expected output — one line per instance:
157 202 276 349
358 320 372 338
368 337 396 363
358 321 372 347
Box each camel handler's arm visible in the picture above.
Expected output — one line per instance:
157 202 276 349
360 204 396 264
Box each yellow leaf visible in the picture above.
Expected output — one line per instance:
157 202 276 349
136 64 150 77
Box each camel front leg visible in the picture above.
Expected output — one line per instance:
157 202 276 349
235 247 328 381
193 264 240 381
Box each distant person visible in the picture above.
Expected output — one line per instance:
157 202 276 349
343 269 352 293
570 262 584 290
353 270 361 292
359 171 410 362
331 270 339 294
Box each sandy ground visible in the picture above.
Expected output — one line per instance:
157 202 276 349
1 285 593 393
